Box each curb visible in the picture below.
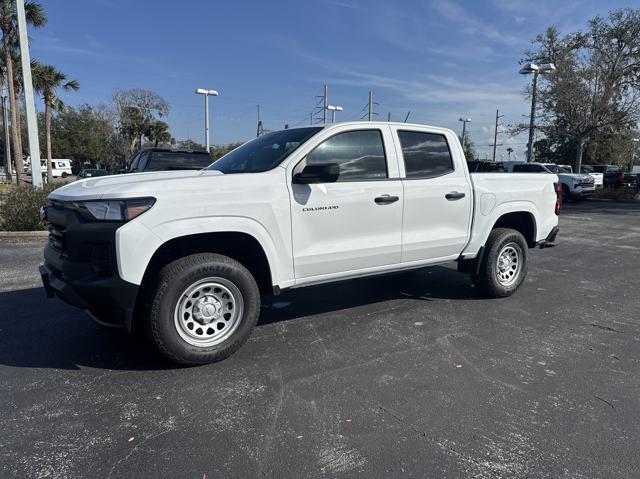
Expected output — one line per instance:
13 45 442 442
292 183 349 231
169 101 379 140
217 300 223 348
587 197 640 204
0 231 48 243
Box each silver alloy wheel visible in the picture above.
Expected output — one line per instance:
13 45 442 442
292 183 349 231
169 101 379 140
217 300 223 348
495 242 522 286
174 277 244 347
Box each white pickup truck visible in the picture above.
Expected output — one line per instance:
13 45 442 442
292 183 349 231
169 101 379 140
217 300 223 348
40 122 560 364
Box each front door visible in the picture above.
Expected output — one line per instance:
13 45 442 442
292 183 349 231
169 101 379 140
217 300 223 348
289 128 403 279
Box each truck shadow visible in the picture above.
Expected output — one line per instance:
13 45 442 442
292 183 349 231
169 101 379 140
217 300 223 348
0 265 480 371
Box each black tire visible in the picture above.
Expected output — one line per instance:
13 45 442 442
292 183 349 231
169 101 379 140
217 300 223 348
475 228 528 298
146 253 260 365
61 172 68 178
561 184 570 203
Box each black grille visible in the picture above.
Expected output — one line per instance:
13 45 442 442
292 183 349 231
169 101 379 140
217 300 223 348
47 223 65 251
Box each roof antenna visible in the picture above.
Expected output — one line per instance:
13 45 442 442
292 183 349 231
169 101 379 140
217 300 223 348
404 111 411 123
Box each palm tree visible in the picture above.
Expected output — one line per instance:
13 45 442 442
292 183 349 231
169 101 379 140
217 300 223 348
0 1 46 185
32 63 78 182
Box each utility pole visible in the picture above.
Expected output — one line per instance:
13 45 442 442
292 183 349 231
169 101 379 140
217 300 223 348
322 84 328 123
16 0 42 187
310 112 313 125
256 104 261 137
1 76 11 183
313 84 329 124
491 109 504 162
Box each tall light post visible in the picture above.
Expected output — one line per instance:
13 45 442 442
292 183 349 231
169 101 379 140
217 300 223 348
458 117 471 144
1 74 11 183
519 62 556 163
16 0 43 187
195 88 219 152
631 138 639 172
327 105 343 123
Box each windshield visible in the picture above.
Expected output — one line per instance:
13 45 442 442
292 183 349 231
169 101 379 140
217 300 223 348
209 127 323 174
544 164 560 173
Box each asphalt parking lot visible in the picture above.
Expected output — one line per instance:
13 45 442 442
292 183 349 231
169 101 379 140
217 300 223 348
1 201 639 478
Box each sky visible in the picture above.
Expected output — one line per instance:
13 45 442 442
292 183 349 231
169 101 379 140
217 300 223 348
30 0 638 160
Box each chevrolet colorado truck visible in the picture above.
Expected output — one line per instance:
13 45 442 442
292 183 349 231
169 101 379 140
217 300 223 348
40 122 560 365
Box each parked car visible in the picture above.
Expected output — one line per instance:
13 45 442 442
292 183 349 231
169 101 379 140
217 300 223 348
43 159 73 178
622 173 639 189
41 122 560 365
503 161 595 201
580 165 604 188
26 159 73 178
586 164 624 188
124 148 213 173
78 168 110 179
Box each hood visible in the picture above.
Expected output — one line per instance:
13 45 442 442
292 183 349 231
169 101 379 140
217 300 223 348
49 169 223 202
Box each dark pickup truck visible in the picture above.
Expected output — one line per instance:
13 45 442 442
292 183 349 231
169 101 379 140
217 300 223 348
123 148 213 173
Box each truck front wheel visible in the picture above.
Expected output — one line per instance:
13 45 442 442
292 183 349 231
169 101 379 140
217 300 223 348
146 253 260 365
474 228 528 298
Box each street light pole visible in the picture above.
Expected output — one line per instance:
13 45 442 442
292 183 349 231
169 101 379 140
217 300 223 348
631 138 640 172
195 88 219 152
525 70 539 163
16 0 43 187
519 62 556 163
459 117 471 144
327 105 343 123
1 76 11 183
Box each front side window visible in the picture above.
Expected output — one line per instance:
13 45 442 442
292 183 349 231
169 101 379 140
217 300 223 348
398 130 453 178
296 130 387 182
210 127 322 174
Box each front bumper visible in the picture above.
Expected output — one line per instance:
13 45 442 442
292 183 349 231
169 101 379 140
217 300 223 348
40 203 139 330
570 186 595 198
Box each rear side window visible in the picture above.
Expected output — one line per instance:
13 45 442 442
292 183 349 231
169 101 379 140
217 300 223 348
398 130 453 178
513 164 547 173
301 130 387 181
146 152 212 171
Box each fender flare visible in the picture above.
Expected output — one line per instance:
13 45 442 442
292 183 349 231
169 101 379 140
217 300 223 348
116 216 288 286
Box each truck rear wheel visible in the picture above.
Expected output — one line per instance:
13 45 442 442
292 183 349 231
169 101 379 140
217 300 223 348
147 253 260 365
475 228 528 298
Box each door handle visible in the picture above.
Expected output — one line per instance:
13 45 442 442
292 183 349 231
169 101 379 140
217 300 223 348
445 191 466 200
374 194 399 205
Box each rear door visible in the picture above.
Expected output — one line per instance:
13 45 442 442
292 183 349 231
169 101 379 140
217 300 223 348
289 126 403 279
391 127 472 262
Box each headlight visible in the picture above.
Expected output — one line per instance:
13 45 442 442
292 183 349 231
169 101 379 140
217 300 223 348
73 198 156 221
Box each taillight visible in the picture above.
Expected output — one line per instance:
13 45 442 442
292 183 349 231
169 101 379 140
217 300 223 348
619 173 624 182
554 182 562 215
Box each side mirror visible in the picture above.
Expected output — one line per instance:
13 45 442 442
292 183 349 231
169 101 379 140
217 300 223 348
293 163 340 184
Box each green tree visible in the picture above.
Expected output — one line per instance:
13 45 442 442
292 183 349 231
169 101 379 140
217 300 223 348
459 134 476 160
524 9 640 171
43 104 116 171
144 120 171 147
32 62 79 182
0 0 46 184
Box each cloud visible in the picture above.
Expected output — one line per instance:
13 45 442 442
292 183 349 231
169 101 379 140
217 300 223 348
430 0 522 46
324 0 361 10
